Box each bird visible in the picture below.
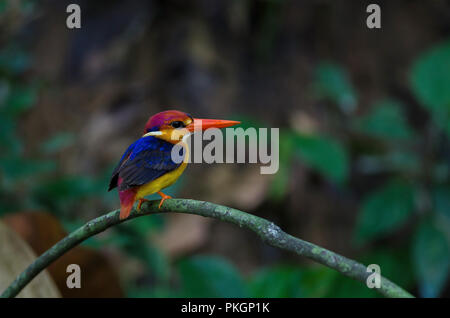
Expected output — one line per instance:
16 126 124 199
108 110 240 220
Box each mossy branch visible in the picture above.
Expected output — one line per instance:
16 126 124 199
1 199 414 298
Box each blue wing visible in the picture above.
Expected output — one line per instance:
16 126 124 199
108 136 182 191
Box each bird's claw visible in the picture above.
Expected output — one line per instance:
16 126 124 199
157 192 172 209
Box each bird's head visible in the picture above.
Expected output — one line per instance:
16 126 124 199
142 110 240 143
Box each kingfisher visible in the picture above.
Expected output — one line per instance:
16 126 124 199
108 110 240 220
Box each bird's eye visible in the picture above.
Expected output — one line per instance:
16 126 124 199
171 121 185 128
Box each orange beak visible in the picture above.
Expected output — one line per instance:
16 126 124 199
187 118 240 132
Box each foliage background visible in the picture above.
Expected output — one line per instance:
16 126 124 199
0 0 449 298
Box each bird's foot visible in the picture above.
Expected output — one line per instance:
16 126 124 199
137 198 150 212
157 191 172 209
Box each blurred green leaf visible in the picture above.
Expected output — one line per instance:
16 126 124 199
2 84 37 116
410 40 450 136
269 130 294 200
354 180 415 245
297 266 339 297
432 162 450 184
0 80 10 104
34 176 96 199
0 116 23 155
0 157 55 181
313 62 357 113
40 132 75 154
146 245 170 282
293 133 349 184
178 256 248 297
356 151 421 175
126 242 170 282
327 275 381 298
326 272 380 298
354 99 415 140
432 186 450 220
0 47 31 76
32 176 97 212
0 1 7 14
20 0 36 14
248 265 303 297
380 151 420 172
412 219 450 297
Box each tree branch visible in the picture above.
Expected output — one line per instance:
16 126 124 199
1 199 414 298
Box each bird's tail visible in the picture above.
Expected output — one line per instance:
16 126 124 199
119 188 136 220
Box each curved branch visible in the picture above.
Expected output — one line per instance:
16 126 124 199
1 199 413 298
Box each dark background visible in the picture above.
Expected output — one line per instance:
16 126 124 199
0 0 449 298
